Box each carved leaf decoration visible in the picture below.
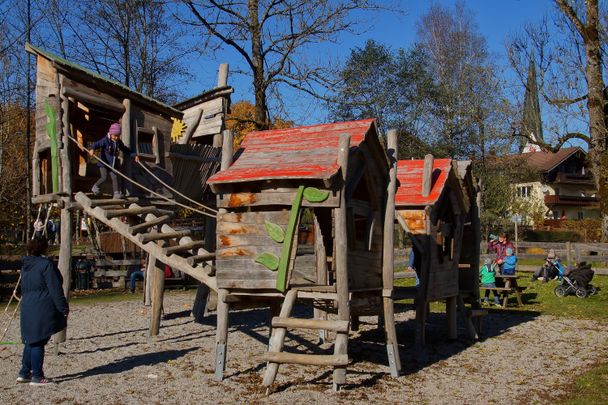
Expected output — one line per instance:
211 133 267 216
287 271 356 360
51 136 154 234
265 220 285 243
255 252 279 271
303 187 330 203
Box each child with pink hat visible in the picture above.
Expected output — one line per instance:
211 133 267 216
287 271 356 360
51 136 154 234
89 122 139 198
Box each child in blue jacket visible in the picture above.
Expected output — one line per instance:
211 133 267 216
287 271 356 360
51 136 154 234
89 122 139 198
501 247 517 275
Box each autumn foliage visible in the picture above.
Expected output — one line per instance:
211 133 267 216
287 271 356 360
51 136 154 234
0 103 30 243
226 101 293 149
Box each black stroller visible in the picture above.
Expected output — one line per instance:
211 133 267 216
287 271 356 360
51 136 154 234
554 262 597 298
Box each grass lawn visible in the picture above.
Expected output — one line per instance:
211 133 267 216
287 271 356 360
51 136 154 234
396 273 608 402
559 363 608 405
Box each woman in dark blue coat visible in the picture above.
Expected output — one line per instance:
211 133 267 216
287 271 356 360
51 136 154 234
18 237 69 385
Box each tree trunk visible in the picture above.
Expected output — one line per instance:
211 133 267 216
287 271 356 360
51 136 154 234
248 0 269 130
582 2 608 240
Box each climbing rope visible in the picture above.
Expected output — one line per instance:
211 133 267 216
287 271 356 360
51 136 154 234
136 159 218 215
0 274 21 344
32 203 52 239
66 134 218 218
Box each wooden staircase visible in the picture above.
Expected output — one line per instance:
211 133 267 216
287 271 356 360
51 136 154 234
261 289 351 392
74 192 217 291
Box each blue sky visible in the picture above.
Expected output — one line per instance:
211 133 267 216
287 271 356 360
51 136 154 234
184 0 558 126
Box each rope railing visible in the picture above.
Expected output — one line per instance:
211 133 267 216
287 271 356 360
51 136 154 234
66 134 218 218
136 159 218 215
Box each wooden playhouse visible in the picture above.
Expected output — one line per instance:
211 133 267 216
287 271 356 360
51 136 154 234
27 43 232 343
207 119 402 389
393 155 481 344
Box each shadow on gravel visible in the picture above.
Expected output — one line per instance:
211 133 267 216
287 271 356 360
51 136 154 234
192 301 541 391
55 347 198 382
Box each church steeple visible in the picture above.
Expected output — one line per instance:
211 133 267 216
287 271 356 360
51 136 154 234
521 51 543 152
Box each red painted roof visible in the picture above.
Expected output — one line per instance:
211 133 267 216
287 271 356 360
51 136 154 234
208 119 376 185
395 159 452 206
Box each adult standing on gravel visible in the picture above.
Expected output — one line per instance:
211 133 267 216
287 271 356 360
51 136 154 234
17 237 69 386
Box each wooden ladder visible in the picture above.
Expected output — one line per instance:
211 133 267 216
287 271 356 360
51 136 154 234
74 192 217 291
261 289 351 392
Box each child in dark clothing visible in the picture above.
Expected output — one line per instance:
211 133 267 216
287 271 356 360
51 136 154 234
89 122 139 199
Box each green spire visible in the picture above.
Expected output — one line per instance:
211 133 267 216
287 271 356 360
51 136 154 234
521 51 543 151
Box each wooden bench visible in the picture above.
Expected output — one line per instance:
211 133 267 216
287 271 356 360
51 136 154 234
479 280 526 308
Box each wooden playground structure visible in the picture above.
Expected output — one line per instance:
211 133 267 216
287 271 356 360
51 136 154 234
25 43 483 390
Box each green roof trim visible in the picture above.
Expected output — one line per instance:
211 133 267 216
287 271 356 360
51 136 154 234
26 43 181 116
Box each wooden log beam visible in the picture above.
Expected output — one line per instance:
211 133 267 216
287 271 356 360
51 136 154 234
333 133 351 387
164 240 205 255
138 229 192 244
62 86 125 112
271 317 349 333
149 256 165 337
187 252 216 266
381 129 401 377
105 206 173 219
422 154 434 197
130 215 173 234
261 352 349 367
53 93 73 351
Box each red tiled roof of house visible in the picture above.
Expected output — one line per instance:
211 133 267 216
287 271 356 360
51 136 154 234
502 147 585 172
395 159 453 206
207 119 376 185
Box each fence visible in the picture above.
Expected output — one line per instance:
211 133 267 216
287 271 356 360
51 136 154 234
481 241 608 272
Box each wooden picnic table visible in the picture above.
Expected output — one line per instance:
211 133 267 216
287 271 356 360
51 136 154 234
480 274 525 308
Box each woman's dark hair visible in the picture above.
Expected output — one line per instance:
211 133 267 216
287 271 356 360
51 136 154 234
27 237 49 256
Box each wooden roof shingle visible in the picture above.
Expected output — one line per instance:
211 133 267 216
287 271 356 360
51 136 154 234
208 119 377 185
395 159 452 207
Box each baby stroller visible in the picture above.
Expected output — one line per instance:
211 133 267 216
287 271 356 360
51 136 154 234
554 262 596 298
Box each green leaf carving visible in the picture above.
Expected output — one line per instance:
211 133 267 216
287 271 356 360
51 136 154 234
44 100 59 193
255 252 279 271
264 220 285 243
303 187 330 203
276 185 305 292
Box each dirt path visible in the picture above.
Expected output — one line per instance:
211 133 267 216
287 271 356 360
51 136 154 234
1 290 607 404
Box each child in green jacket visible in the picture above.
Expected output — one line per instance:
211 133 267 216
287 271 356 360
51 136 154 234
480 258 501 306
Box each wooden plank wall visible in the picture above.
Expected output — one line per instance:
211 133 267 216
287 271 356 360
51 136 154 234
169 143 221 202
216 210 291 289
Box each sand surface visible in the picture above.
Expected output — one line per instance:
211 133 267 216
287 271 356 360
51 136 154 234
1 290 607 404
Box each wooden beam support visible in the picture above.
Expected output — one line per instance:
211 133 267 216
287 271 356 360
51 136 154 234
333 134 351 387
381 129 401 377
62 86 125 112
138 229 192 244
261 352 348 367
422 154 434 197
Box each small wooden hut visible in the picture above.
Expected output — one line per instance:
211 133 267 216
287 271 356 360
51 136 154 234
207 119 401 389
393 155 479 344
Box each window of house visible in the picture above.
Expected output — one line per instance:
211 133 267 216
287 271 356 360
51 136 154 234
517 186 532 198
577 211 584 220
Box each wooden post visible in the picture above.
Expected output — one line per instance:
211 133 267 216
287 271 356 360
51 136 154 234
446 296 457 340
422 154 434 197
122 98 132 195
381 129 401 376
214 290 229 381
333 134 351 389
149 256 165 337
313 213 328 343
214 129 234 380
472 187 481 302
217 63 229 87
220 129 234 169
53 92 72 353
144 253 154 306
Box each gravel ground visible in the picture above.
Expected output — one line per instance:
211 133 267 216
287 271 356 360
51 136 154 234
1 290 607 404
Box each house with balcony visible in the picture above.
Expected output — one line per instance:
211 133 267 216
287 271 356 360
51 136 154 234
511 146 598 223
